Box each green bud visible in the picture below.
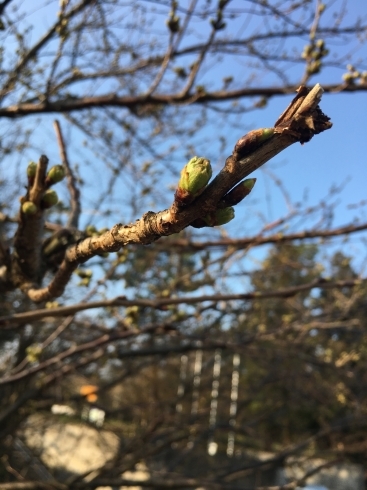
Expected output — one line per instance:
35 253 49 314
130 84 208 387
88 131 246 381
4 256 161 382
46 165 65 184
342 73 354 83
85 225 98 236
41 189 59 208
78 277 91 287
176 156 212 205
22 201 37 215
166 14 180 33
203 207 235 227
75 269 93 279
243 178 256 191
234 128 274 160
27 161 37 178
26 343 43 363
220 179 256 208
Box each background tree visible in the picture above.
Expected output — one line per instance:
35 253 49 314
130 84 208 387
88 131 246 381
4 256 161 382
0 0 367 488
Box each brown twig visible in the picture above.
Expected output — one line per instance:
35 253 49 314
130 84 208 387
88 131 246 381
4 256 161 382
1 278 362 328
0 323 172 386
0 0 95 100
159 222 367 251
53 120 81 227
11 155 49 290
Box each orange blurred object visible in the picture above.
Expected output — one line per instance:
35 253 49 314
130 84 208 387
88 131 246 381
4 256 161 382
80 385 98 402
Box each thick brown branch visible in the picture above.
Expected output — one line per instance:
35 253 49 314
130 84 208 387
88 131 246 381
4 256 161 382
0 83 365 118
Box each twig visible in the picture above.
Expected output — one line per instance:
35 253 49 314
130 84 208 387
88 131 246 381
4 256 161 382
53 120 81 227
11 155 48 289
0 278 362 327
159 222 367 251
0 323 172 385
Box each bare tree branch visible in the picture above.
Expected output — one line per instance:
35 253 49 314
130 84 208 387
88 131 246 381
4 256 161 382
163 222 367 251
1 277 362 327
0 82 365 118
16 84 331 302
53 120 81 228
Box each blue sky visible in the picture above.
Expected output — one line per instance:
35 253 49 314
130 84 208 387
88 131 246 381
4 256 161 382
2 0 367 292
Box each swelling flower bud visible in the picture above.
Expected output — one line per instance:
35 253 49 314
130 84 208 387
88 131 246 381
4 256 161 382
42 189 59 208
191 207 235 228
234 128 274 160
220 178 256 207
27 161 37 178
22 201 37 215
46 165 65 185
176 156 212 205
205 207 235 226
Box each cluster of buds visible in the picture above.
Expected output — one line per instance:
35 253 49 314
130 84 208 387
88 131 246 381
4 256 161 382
56 1 69 40
302 39 329 76
342 65 367 85
21 160 65 217
191 207 235 228
174 155 257 229
190 178 256 228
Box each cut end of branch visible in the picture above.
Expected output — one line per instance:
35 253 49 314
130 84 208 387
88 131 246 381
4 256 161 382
274 84 332 144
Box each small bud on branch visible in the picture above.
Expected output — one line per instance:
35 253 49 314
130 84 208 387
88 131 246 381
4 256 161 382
219 178 256 208
175 156 212 206
41 189 59 209
46 165 66 186
21 201 37 216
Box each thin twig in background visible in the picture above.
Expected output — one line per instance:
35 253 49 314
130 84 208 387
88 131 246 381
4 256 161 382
53 120 81 228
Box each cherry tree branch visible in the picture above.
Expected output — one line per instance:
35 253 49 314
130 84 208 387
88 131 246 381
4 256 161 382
53 120 81 228
1 277 362 328
11 84 330 302
0 82 365 118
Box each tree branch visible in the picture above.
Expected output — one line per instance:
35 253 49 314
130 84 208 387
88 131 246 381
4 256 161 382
17 84 331 302
0 82 364 118
53 120 81 228
161 222 367 251
1 278 362 328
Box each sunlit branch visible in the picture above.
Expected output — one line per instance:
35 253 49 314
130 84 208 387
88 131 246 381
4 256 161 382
12 84 331 302
0 82 365 118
